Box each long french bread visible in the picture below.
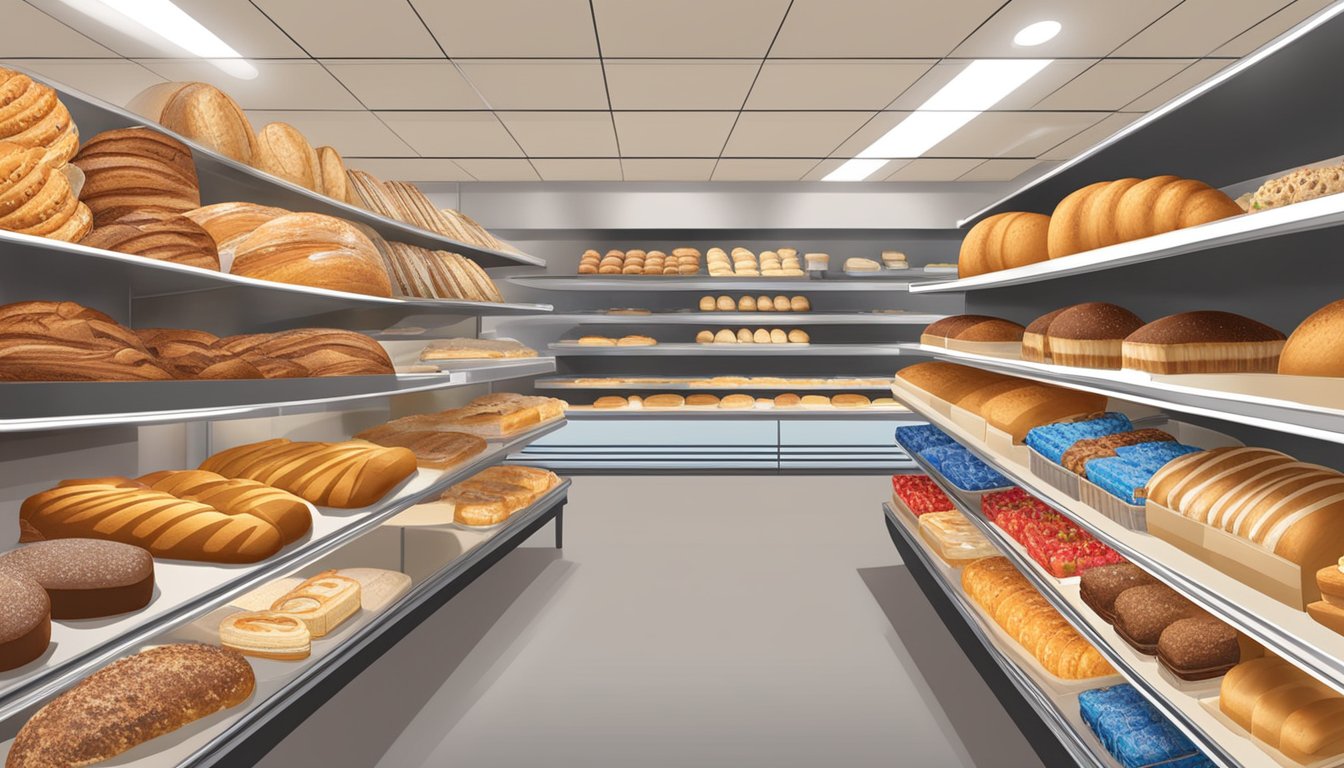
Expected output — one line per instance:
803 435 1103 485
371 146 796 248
199 438 417 508
138 469 313 543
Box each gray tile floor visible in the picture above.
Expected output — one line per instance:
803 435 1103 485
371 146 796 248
256 475 1044 768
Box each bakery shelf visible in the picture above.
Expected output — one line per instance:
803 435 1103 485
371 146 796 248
888 454 1256 768
910 192 1344 294
413 357 556 383
563 405 916 420
0 363 554 433
0 419 565 726
889 381 1344 700
496 311 946 325
40 72 543 269
535 376 896 390
883 504 1112 768
507 275 941 291
901 343 1344 446
0 230 551 331
549 342 908 356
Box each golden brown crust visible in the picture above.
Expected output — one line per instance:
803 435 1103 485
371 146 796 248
230 212 392 297
1045 302 1143 341
251 122 320 192
158 82 258 164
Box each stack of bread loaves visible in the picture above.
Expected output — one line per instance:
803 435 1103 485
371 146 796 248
705 247 803 277
347 169 513 251
0 141 91 243
578 247 701 275
1219 655 1344 764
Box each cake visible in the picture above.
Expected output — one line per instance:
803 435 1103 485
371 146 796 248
1080 563 1159 624
1122 311 1286 374
1280 299 1344 377
1045 302 1145 369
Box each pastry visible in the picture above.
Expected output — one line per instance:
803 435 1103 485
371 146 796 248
0 570 49 672
1122 311 1286 374
1044 302 1145 368
419 337 536 361
443 465 559 526
150 82 259 164
617 335 657 346
6 643 255 768
578 336 616 346
0 539 153 619
593 396 627 409
917 510 996 565
219 611 311 660
138 469 312 543
199 438 417 508
686 394 719 406
1021 307 1068 363
270 570 361 637
230 212 393 297
72 127 200 227
1280 299 1344 377
719 393 755 410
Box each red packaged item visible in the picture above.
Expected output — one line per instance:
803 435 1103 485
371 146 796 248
891 475 954 516
981 488 1125 578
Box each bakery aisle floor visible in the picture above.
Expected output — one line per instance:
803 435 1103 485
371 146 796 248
255 475 1043 768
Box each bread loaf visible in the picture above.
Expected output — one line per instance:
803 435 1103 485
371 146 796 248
0 570 50 672
920 314 1005 347
316 146 349 201
1048 181 1109 258
183 201 289 258
199 438 418 508
135 327 262 379
1079 178 1140 251
1045 302 1144 369
217 328 393 377
0 539 153 619
1122 311 1286 374
20 477 284 563
981 385 1107 442
896 361 1008 403
1280 299 1344 377
138 469 313 543
6 643 254 768
355 429 486 469
80 211 220 270
0 300 174 382
958 213 1008 277
230 212 393 297
1220 655 1344 763
252 122 321 192
441 465 560 527
1021 306 1067 363
1113 175 1181 242
71 127 200 226
155 82 258 164
0 69 79 167
0 142 91 242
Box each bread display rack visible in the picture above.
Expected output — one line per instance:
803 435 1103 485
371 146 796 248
884 6 1344 766
0 71 569 766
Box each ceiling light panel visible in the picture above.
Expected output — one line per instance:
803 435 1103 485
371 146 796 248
950 0 1181 57
37 0 300 58
1014 20 1061 46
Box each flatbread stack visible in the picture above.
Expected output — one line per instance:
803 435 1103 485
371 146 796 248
373 238 503 302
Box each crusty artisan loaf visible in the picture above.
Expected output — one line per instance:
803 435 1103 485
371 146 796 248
6 643 254 768
217 328 393 376
981 385 1108 442
356 429 486 469
230 212 393 297
1047 181 1109 259
135 328 262 380
71 127 199 227
199 438 417 508
1279 299 1344 377
0 69 80 167
441 465 560 527
183 201 288 257
138 469 313 543
80 211 220 271
251 122 321 192
152 82 258 164
0 141 91 242
316 146 350 201
20 477 284 563
0 300 174 381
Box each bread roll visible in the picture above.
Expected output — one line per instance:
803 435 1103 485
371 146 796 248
737 328 753 343
772 296 789 312
832 394 871 408
0 142 89 242
155 82 258 164
1080 178 1141 251
958 213 1009 277
770 329 787 344
753 328 771 344
996 212 1050 269
791 296 810 312
1179 186 1243 228
1279 299 1344 377
800 395 830 408
788 329 809 343
719 393 755 409
696 330 713 344
1114 175 1182 242
231 212 392 297
757 295 772 309
1047 181 1109 259
716 296 735 311
739 296 757 311
644 394 684 409
774 393 801 408
686 394 719 406
0 70 80 167
593 396 627 409
713 329 736 343
699 296 715 311
1152 179 1210 234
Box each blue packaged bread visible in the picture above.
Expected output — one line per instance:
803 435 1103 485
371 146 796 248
1079 684 1213 768
1025 412 1133 463
895 424 957 454
1086 443 1203 505
1113 442 1203 474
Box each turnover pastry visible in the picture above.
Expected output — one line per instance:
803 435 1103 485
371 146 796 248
269 570 361 637
219 611 311 660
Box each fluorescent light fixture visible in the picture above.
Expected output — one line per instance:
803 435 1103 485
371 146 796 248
93 0 258 79
824 58 1051 180
1014 20 1061 47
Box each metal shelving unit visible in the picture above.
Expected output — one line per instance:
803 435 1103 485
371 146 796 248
507 275 946 291
549 342 908 356
564 406 914 419
492 311 945 325
535 376 894 391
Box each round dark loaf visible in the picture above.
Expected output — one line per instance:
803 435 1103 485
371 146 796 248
0 570 50 672
0 539 153 619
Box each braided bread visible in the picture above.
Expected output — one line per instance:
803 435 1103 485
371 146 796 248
199 438 416 508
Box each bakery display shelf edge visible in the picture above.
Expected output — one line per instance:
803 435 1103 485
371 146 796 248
890 382 1344 700
894 448 1254 768
884 504 1114 768
414 357 557 383
0 229 552 317
564 406 917 420
38 71 543 270
910 343 1344 447
534 377 895 390
911 191 1344 294
495 312 947 325
0 419 565 727
507 275 937 292
548 343 907 356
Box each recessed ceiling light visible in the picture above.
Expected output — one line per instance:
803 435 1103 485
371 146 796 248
87 0 257 79
1014 20 1061 47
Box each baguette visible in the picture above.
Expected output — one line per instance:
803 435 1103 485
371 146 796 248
199 439 417 508
137 469 312 543
6 643 254 768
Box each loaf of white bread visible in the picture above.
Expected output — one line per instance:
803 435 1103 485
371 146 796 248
6 643 254 768
440 465 561 526
1220 655 1344 763
199 438 417 508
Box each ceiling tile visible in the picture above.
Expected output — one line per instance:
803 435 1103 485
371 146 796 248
950 0 1182 58
532 159 623 181
829 112 908 158
711 159 819 181
612 112 738 157
134 60 361 110
883 158 980 182
957 158 1047 182
1033 60 1193 111
324 61 484 110
1214 0 1336 56
5 59 165 107
1115 0 1297 57
772 0 1005 57
343 158 474 182
497 112 618 157
1123 59 1233 112
888 59 1097 111
245 110 416 156
594 0 791 57
927 111 1107 158
604 60 759 110
453 159 540 181
454 60 607 110
377 112 521 157
410 0 597 57
251 0 442 57
0 1 113 56
723 112 875 158
620 158 717 181
745 60 931 110
1038 112 1143 161
27 0 303 58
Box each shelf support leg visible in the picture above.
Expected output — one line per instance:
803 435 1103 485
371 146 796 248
554 506 564 549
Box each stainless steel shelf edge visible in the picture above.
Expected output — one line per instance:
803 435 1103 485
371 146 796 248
563 407 918 420
911 192 1344 293
0 229 551 315
0 363 554 433
497 312 946 325
179 481 570 768
32 71 543 269
508 275 936 291
549 343 907 356
889 388 1344 699
883 504 1109 768
0 419 565 726
535 376 895 391
904 343 1344 446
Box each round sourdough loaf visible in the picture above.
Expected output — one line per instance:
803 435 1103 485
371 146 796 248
253 122 321 192
1114 175 1182 242
71 127 200 226
157 82 259 164
316 146 349 201
0 570 49 672
1047 181 1109 259
1280 299 1344 377
230 212 392 297
81 211 220 271
0 539 153 619
1079 177 1141 251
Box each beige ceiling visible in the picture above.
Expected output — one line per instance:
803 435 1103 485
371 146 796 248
6 0 1334 182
